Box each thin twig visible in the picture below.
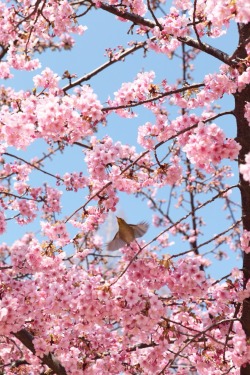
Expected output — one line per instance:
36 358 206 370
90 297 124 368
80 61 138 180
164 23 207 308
169 219 242 260
62 39 154 92
158 318 240 374
192 0 203 46
145 184 239 249
99 2 233 66
4 153 64 182
147 0 162 29
102 83 204 112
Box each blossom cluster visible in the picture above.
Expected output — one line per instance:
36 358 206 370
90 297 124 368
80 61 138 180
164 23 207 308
0 237 243 374
240 230 250 254
240 153 250 183
85 135 153 201
108 71 155 117
148 10 189 56
0 0 86 72
183 122 240 172
0 74 104 149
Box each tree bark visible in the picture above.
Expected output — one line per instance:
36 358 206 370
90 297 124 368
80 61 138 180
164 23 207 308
234 22 250 375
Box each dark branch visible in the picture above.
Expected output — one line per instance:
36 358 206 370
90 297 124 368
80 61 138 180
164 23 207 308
99 3 233 66
62 39 151 92
14 329 67 375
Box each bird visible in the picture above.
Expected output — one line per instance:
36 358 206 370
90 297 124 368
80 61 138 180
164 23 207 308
107 217 149 251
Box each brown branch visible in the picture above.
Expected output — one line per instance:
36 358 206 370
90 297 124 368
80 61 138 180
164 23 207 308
62 39 152 92
0 191 42 202
146 0 162 29
139 189 189 239
223 303 241 362
146 184 239 249
169 219 242 260
15 0 43 28
73 141 92 150
65 181 112 222
25 0 47 54
99 2 155 28
102 83 205 112
233 23 250 375
186 160 199 254
0 45 8 60
192 0 203 46
74 3 93 18
108 241 143 287
154 110 234 150
1 146 61 181
159 318 240 374
3 153 64 182
166 317 225 346
99 3 233 66
13 329 67 375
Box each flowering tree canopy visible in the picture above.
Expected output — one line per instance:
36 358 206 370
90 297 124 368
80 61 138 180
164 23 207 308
0 0 250 374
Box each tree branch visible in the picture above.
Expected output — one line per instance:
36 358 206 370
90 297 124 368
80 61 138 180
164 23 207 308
102 83 204 112
99 3 233 66
13 329 67 375
62 39 152 92
4 153 64 182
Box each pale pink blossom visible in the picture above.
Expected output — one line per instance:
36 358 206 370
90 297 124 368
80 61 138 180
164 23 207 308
240 152 250 183
240 230 250 254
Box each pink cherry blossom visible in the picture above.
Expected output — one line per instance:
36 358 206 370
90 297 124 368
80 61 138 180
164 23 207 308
0 211 6 234
0 0 249 374
240 152 250 183
240 230 250 253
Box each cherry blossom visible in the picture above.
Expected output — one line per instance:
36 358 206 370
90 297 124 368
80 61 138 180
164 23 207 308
240 152 250 183
0 0 249 374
